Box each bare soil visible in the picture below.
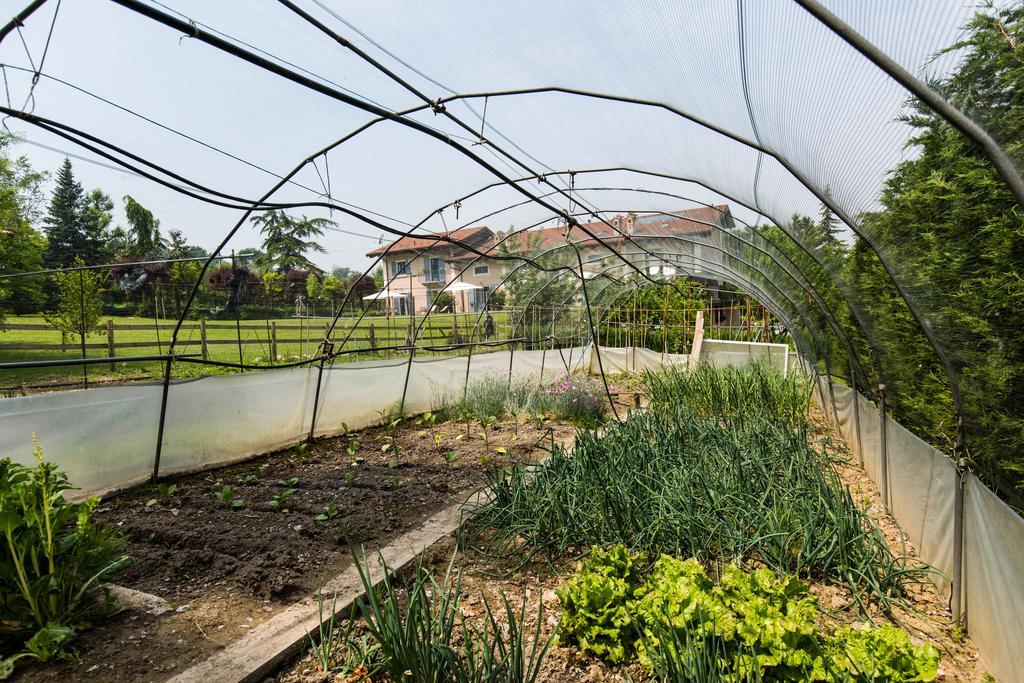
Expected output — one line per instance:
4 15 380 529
14 416 574 682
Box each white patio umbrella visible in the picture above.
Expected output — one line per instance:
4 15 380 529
361 289 406 300
441 281 482 292
440 281 482 313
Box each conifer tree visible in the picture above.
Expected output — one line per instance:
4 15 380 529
43 158 99 268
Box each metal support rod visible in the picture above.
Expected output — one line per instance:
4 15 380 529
507 337 515 390
231 250 244 371
878 383 889 509
306 339 332 443
574 247 619 422
462 321 475 401
951 412 966 626
78 269 88 389
151 355 174 483
850 357 863 465
794 0 1024 210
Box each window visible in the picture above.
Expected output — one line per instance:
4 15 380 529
390 260 410 277
393 294 414 316
424 256 446 283
469 287 490 313
473 265 489 275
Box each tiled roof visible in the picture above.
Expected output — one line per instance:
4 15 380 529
366 206 730 258
503 205 730 253
365 226 492 256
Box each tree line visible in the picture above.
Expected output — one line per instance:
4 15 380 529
0 149 376 323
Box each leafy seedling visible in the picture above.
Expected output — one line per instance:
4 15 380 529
278 476 299 488
478 415 497 450
443 450 461 468
146 483 177 507
269 488 296 512
346 438 360 456
237 474 257 485
381 436 401 465
215 485 244 509
343 472 359 487
314 501 339 523
293 442 310 461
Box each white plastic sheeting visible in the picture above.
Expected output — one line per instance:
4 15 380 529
702 338 789 373
813 375 1024 683
589 346 688 375
0 347 589 499
0 341 793 502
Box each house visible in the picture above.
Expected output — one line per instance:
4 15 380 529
365 205 734 313
365 226 502 314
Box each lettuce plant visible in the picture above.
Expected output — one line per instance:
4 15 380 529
826 623 939 682
555 545 641 662
556 545 940 682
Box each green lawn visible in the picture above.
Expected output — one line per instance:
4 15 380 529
0 312 514 392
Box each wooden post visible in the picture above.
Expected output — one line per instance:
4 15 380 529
200 318 209 361
662 301 668 357
688 310 705 368
879 383 889 509
270 321 277 362
153 289 162 355
107 319 116 371
630 293 637 371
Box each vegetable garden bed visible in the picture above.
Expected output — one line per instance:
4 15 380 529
269 365 989 682
11 409 576 681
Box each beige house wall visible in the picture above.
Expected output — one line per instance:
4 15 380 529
380 252 504 314
373 220 724 313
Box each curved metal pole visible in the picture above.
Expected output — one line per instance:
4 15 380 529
469 219 840 381
427 164 883 384
536 244 822 366
793 0 1024 209
0 0 48 43
583 267 817 366
567 257 820 365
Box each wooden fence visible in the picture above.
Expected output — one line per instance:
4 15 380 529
0 317 490 366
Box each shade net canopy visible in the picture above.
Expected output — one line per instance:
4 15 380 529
2 0 1023 517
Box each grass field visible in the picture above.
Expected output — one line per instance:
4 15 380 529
0 312 515 392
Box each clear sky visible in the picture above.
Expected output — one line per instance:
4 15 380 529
0 0 979 275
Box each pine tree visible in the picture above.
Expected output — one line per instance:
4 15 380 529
251 210 330 273
82 188 114 260
43 158 99 268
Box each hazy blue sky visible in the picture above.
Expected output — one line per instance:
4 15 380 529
0 0 978 273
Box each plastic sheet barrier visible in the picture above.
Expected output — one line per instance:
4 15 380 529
0 341 785 500
813 375 1024 682
0 345 596 499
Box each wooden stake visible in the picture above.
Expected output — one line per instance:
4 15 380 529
107 319 116 371
199 319 209 362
